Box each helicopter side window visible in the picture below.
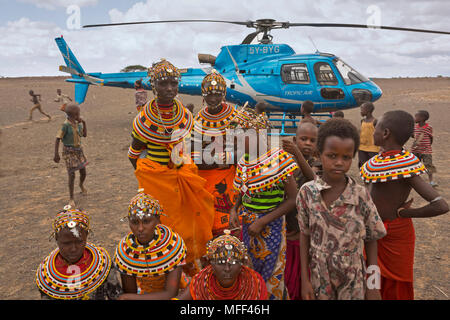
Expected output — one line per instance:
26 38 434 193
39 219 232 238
313 62 338 86
281 64 310 84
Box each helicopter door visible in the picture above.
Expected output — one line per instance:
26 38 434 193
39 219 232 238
312 61 347 111
279 63 317 113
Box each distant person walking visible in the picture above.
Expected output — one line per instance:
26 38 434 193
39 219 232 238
54 89 72 112
29 90 51 121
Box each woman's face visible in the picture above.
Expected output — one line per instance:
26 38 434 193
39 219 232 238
155 78 178 104
128 215 159 245
211 254 242 288
56 227 87 264
204 93 224 109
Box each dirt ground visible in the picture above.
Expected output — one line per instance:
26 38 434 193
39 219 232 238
0 76 448 300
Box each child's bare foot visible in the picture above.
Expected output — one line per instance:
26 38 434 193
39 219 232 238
80 185 87 195
68 199 76 208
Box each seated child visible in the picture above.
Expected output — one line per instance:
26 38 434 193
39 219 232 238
35 206 121 300
114 190 188 300
360 110 448 300
175 229 268 300
229 110 299 300
297 118 386 300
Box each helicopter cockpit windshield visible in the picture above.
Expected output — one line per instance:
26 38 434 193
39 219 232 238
333 58 370 85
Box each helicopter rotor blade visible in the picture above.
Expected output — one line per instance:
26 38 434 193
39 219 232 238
241 31 261 44
83 19 252 28
286 23 450 35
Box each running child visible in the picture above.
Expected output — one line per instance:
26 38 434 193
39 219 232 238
358 102 379 168
54 103 88 208
54 89 72 112
360 110 448 300
411 110 437 187
297 118 386 300
29 90 51 121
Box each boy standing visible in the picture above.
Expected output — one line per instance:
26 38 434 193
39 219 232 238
54 104 88 207
411 110 437 187
29 90 51 121
300 100 320 126
358 102 379 168
360 110 448 300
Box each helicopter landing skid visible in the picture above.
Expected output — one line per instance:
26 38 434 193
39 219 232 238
267 112 332 136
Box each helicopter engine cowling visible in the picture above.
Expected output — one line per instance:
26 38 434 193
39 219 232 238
198 54 216 66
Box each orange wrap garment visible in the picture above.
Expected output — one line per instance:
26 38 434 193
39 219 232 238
377 217 415 300
135 158 215 265
197 166 238 237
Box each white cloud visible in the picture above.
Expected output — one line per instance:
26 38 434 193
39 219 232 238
18 0 98 10
1 0 449 77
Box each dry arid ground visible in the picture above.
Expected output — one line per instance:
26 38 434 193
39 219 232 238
0 76 448 300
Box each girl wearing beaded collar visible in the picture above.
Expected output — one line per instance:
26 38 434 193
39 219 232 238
127 59 215 275
175 230 268 300
35 206 121 300
115 191 188 300
229 112 299 300
192 70 241 237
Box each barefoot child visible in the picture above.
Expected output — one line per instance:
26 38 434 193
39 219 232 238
54 103 88 207
358 102 379 168
360 110 448 300
115 191 187 300
281 121 318 300
36 206 121 300
54 89 72 112
29 90 51 120
411 110 437 187
229 111 299 300
297 118 386 300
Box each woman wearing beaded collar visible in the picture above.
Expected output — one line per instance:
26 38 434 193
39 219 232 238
191 70 241 237
35 206 121 300
115 191 188 300
229 112 299 300
127 59 215 275
175 230 267 300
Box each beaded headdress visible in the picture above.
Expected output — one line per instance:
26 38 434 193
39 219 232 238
148 59 181 88
52 205 90 238
201 69 227 97
206 230 247 264
126 189 166 220
228 107 270 131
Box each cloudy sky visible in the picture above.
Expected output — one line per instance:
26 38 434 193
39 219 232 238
1 0 449 78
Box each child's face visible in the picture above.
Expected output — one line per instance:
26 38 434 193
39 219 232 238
57 89 61 94
128 215 159 245
320 136 354 180
155 78 179 104
56 227 88 264
204 93 224 108
360 105 369 117
414 113 425 123
294 126 317 157
67 107 80 121
373 116 386 146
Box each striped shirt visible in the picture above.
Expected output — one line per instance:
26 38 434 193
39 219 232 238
146 141 170 166
242 183 285 212
411 123 432 154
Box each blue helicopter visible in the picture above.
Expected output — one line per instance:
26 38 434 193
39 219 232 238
56 19 450 135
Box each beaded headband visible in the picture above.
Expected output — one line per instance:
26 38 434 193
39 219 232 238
228 107 270 131
206 229 247 263
125 189 166 220
148 59 181 85
51 205 90 238
201 69 227 97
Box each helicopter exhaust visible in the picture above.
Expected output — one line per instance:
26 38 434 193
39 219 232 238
198 53 216 66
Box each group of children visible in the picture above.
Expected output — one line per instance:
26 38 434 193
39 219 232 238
40 64 448 300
